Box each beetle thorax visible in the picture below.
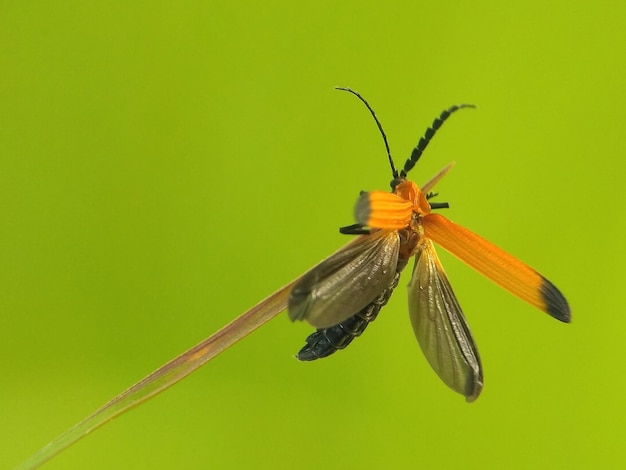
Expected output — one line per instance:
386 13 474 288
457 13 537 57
394 179 431 217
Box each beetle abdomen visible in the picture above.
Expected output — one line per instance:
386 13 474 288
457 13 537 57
296 272 401 361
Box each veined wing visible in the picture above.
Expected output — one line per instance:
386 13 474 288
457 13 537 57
289 230 400 328
408 239 483 402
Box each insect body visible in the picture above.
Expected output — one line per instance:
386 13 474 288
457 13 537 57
288 88 570 402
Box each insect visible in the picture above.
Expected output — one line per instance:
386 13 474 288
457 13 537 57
289 87 570 401
18 88 569 469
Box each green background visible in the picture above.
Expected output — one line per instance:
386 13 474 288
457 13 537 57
2 2 624 469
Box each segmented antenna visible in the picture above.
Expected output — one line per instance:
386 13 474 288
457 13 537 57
400 104 475 178
335 87 399 179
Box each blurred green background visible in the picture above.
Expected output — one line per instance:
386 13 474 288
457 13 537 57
2 2 624 469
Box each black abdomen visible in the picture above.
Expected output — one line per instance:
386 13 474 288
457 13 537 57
296 272 401 361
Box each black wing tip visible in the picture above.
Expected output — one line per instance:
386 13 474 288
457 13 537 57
540 276 571 323
354 192 371 226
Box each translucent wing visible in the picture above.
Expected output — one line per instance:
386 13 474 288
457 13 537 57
408 239 483 402
289 230 400 328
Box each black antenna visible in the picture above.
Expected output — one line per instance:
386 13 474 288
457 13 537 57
400 104 475 178
335 87 399 179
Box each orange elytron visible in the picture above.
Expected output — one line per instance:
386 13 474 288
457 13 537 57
17 88 569 469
